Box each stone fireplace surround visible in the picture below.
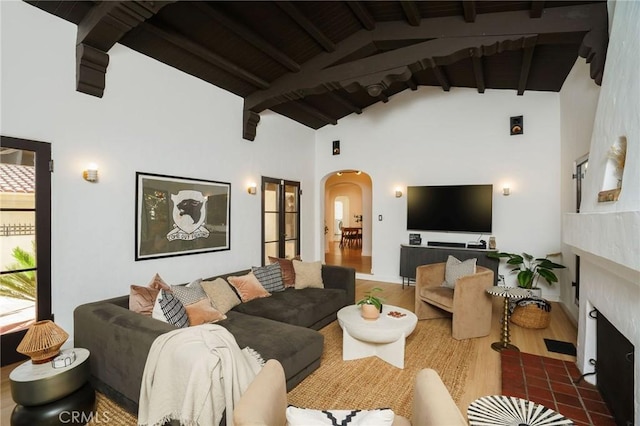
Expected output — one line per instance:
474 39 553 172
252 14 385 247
563 210 639 424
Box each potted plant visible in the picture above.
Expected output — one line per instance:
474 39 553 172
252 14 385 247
356 287 384 320
488 251 566 291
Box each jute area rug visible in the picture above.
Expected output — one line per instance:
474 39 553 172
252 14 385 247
88 317 475 424
288 318 477 419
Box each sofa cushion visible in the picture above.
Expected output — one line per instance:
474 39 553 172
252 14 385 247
293 260 324 289
252 263 285 293
171 280 208 306
228 272 271 302
129 273 173 315
232 288 347 328
286 407 395 426
200 278 241 314
268 256 299 287
184 298 227 326
152 290 189 328
442 255 477 289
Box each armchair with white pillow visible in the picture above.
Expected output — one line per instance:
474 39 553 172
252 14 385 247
415 256 494 340
233 359 467 426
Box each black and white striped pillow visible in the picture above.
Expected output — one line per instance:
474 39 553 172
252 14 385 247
286 406 395 425
252 263 285 293
157 289 189 328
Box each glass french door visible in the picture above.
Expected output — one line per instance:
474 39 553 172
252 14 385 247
262 177 300 264
573 154 588 304
0 136 52 366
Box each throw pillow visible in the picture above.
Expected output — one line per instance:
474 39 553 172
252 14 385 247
184 298 227 326
227 273 271 302
442 255 477 289
171 279 208 306
286 407 395 426
152 289 189 328
129 273 172 315
292 260 324 289
268 256 300 287
252 263 285 293
200 278 241 314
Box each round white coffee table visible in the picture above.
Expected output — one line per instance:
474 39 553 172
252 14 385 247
337 304 417 369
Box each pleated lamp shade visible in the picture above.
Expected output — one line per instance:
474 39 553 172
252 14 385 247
16 320 69 364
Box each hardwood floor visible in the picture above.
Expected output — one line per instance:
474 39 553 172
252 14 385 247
1 254 578 423
324 241 372 274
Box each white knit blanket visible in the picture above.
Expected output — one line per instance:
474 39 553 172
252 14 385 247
138 324 263 426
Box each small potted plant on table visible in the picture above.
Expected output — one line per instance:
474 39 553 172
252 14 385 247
357 287 384 320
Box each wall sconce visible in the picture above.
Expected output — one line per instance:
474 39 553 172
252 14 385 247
503 186 510 196
395 187 403 198
83 163 98 182
247 183 257 195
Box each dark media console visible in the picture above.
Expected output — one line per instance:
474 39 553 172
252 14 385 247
400 244 499 287
427 241 466 248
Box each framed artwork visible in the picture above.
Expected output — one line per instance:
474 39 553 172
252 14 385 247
135 172 231 260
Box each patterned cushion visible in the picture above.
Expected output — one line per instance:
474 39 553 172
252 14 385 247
252 263 285 292
152 289 189 328
292 260 324 289
200 278 241 314
442 255 477 289
286 407 395 425
227 273 271 302
171 279 208 306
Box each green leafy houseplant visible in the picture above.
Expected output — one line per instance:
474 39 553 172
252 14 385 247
488 252 566 289
356 287 384 311
0 244 37 301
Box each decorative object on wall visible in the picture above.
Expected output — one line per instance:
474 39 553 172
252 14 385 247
16 320 69 364
510 116 523 135
598 135 626 203
83 163 98 182
502 186 510 196
135 172 231 260
247 183 257 195
395 187 403 198
332 140 340 155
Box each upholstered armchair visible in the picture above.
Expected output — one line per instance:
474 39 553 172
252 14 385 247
415 262 494 340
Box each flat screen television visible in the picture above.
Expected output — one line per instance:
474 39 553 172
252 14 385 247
406 184 493 233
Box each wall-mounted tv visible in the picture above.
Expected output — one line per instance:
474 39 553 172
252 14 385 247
407 184 493 233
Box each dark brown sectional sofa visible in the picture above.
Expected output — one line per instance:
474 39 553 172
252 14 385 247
73 265 355 414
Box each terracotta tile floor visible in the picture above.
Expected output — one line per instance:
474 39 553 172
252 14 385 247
501 350 616 426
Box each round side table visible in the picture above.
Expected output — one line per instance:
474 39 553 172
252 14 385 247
10 348 96 426
486 286 530 351
468 395 573 426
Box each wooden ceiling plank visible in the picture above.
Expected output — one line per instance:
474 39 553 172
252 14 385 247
471 53 485 93
517 36 538 95
531 1 545 19
327 92 363 114
276 2 336 52
139 22 270 90
400 1 421 27
463 1 477 23
75 1 174 97
193 3 300 73
295 101 338 126
346 1 376 31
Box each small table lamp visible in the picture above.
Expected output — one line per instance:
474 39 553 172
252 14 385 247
16 320 69 364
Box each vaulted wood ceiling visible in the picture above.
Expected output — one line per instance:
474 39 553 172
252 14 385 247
27 1 608 141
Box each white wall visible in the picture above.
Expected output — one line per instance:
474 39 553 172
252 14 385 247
559 60 602 321
315 87 565 299
1 1 316 337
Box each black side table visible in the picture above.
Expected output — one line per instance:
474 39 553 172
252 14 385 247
10 348 96 426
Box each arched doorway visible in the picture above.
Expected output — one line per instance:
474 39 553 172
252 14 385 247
323 170 372 274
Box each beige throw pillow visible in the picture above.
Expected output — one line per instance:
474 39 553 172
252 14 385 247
201 278 241 314
442 255 477 289
292 260 324 289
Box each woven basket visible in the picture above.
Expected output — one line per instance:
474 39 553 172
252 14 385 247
16 320 69 364
511 303 551 329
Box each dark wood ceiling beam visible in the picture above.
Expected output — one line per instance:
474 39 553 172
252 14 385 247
430 63 450 92
517 37 538 95
75 1 173 97
406 77 418 91
295 101 338 126
243 109 261 141
276 2 336 52
471 52 485 93
531 1 545 19
139 22 270 90
193 3 300 73
463 1 477 23
346 1 375 31
400 1 421 26
327 92 362 114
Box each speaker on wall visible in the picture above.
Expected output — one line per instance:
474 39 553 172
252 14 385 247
332 140 340 155
510 116 523 135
